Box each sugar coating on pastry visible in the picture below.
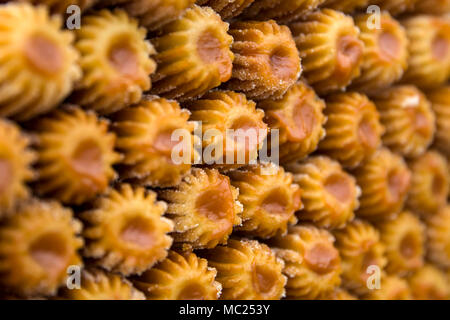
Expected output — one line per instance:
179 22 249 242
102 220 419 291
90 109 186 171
414 0 450 15
320 0 368 13
33 107 120 205
353 148 411 221
377 211 425 275
112 97 196 187
227 20 301 100
268 225 341 299
0 3 81 121
334 219 387 295
406 150 449 217
242 0 325 24
186 90 267 169
204 239 286 300
372 86 435 158
81 184 173 276
364 276 411 300
151 5 233 101
408 264 449 300
286 156 359 230
0 200 83 296
0 119 35 216
426 206 450 269
228 163 302 238
132 251 221 300
259 82 326 164
197 0 255 19
120 0 195 31
159 168 242 249
60 269 145 300
367 0 417 16
351 12 409 93
401 15 450 89
71 9 155 115
427 86 450 156
290 9 363 94
319 92 384 168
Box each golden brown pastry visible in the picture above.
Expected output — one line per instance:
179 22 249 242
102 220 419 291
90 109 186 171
112 97 195 187
401 15 450 89
408 264 449 300
228 163 302 238
0 119 35 216
227 20 301 100
427 86 450 156
33 107 119 205
406 150 449 217
159 168 242 249
59 269 145 300
81 184 173 276
151 5 233 101
204 239 286 300
0 3 81 121
132 251 221 300
19 0 97 14
242 0 325 23
321 288 357 300
116 0 195 31
353 148 411 221
259 81 326 164
290 9 363 94
426 205 450 269
334 219 386 295
285 156 359 230
372 86 435 158
0 200 83 296
197 0 254 19
414 0 450 14
351 12 409 93
321 0 368 13
364 276 411 300
71 9 155 115
268 225 341 299
186 90 267 169
318 92 384 168
368 0 417 16
377 211 425 274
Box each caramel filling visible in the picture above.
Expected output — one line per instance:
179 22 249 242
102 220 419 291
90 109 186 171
197 30 232 82
269 46 298 81
30 232 68 274
358 115 378 150
261 188 290 217
0 158 12 194
304 243 339 275
252 264 279 296
335 35 363 82
229 117 260 157
195 175 234 239
24 34 63 74
108 40 139 77
387 169 410 203
400 233 419 259
153 128 178 157
432 35 449 61
361 249 378 276
71 140 106 192
120 216 155 249
407 108 431 137
324 173 353 204
177 282 208 300
378 31 401 61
